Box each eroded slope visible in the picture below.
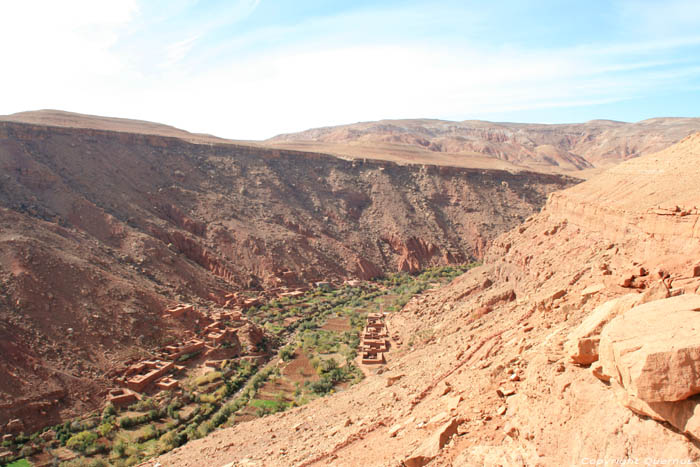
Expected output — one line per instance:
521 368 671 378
0 118 574 432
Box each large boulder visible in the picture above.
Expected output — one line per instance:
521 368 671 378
404 418 460 467
611 379 700 441
566 294 642 365
599 294 700 403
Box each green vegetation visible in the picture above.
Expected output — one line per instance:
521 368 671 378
279 345 295 361
193 370 223 387
6 264 476 467
7 460 32 467
250 397 290 416
307 358 362 396
65 430 98 453
177 350 203 362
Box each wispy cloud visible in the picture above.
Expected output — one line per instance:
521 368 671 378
161 35 201 68
0 1 698 138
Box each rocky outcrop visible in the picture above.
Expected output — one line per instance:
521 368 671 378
599 295 700 402
566 293 642 365
354 257 382 280
382 235 448 273
404 418 460 467
150 227 236 283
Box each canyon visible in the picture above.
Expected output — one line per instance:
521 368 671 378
1 110 700 465
151 132 700 467
0 111 573 435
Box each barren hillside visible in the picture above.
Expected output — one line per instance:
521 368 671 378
266 117 700 173
0 114 574 434
151 133 700 466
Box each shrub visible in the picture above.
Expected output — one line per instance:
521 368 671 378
279 345 295 361
102 403 116 421
66 430 98 452
97 421 116 437
129 397 156 412
193 371 222 386
112 439 126 458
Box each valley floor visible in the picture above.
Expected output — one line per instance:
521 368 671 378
1 266 471 467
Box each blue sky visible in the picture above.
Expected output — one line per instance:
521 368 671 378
1 0 699 138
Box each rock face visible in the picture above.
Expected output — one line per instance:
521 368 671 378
404 418 460 467
595 293 700 440
599 294 700 403
566 293 641 365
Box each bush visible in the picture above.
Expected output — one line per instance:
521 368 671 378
66 430 98 452
279 345 295 361
102 403 116 421
135 424 158 443
97 421 116 437
112 439 126 458
129 397 156 412
118 416 136 429
307 378 334 396
166 400 183 419
193 371 222 387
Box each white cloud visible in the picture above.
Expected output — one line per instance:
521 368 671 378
0 0 139 113
149 40 698 139
161 35 201 68
617 0 700 37
0 1 698 139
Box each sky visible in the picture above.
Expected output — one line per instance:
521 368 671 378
1 0 699 139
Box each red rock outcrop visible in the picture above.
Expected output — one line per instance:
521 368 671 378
354 257 382 280
599 295 700 403
382 235 453 274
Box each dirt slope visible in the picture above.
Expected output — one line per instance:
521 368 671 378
1 109 229 144
150 133 700 466
0 115 574 432
266 117 700 173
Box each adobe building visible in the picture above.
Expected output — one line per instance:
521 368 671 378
360 313 389 365
155 376 179 391
162 338 205 360
126 360 174 392
361 351 385 364
279 290 305 299
367 312 383 321
214 310 243 324
362 339 388 352
163 303 194 318
106 388 140 408
364 325 388 339
241 297 262 309
206 327 237 346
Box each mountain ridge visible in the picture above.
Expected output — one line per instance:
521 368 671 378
266 116 700 173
